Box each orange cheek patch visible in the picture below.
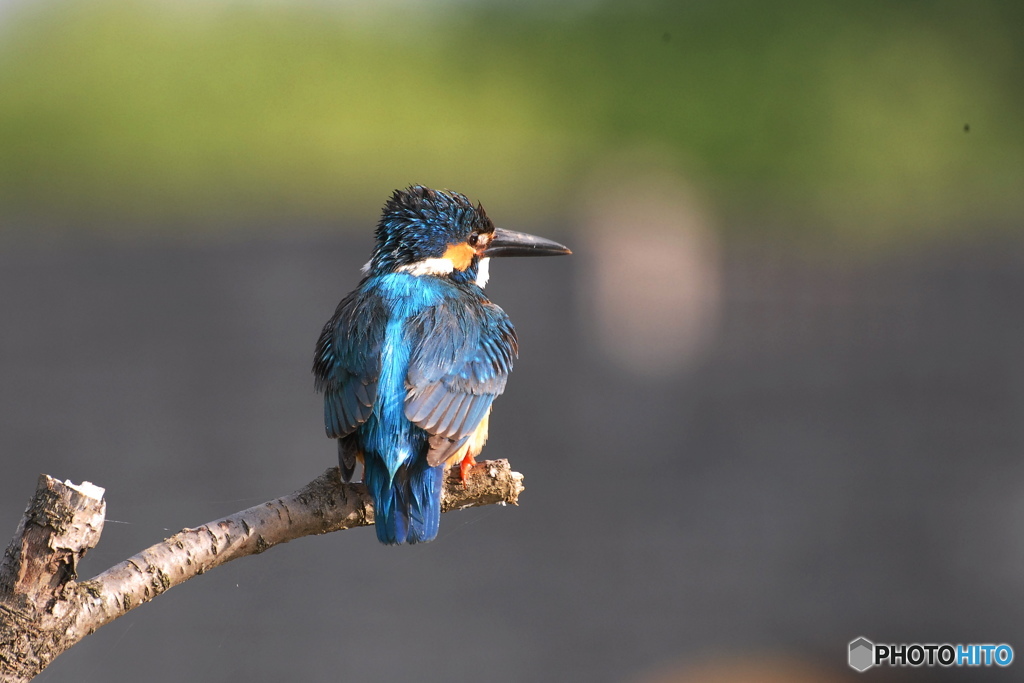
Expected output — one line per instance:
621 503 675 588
442 242 476 271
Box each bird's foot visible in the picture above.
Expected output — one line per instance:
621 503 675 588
458 453 478 487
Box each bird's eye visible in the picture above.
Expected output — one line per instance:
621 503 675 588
468 232 480 246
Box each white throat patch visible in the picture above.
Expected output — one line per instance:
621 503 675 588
383 256 489 286
475 257 491 288
396 258 455 277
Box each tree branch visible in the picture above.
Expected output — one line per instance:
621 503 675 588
0 460 523 682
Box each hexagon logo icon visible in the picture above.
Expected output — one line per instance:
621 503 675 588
849 637 875 672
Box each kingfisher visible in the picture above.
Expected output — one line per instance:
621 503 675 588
313 186 570 545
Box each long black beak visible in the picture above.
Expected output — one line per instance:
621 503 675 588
484 227 572 258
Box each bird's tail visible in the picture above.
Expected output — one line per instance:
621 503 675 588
364 456 445 545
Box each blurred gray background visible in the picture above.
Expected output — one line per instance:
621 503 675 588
2 1 1023 681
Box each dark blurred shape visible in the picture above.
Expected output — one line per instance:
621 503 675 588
1 229 1021 682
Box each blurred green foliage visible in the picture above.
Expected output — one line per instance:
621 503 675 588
0 0 1021 239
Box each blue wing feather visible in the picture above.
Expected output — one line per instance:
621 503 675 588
448 395 473 438
404 292 517 464
313 287 386 477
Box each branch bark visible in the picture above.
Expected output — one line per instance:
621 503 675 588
0 461 523 682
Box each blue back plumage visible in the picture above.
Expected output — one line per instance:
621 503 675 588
313 186 518 545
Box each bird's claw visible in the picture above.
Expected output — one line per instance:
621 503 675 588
458 454 477 488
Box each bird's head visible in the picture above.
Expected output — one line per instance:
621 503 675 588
366 185 570 287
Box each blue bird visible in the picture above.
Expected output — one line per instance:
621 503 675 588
313 186 570 544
